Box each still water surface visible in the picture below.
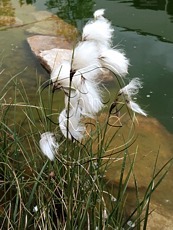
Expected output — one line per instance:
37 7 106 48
0 0 173 215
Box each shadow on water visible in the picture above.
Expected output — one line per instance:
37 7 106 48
118 0 173 22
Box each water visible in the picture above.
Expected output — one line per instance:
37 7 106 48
95 0 173 133
1 0 173 217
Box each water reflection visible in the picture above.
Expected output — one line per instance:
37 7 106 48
119 0 173 22
18 0 36 6
45 0 95 25
133 0 166 10
167 0 173 22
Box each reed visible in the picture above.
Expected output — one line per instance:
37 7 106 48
0 72 172 230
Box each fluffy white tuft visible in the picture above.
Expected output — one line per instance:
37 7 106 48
93 9 105 19
127 100 147 116
59 108 86 141
51 60 71 89
64 89 79 108
77 79 103 117
119 78 142 99
99 48 129 77
72 64 102 88
72 41 100 70
64 69 103 118
39 132 59 161
82 18 114 47
33 206 38 213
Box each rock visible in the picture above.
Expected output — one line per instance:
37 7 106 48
146 205 173 230
27 35 73 55
27 35 73 72
31 11 53 21
40 48 72 72
27 35 113 81
139 202 173 230
26 11 79 42
14 17 23 26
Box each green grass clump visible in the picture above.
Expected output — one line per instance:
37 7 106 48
0 72 172 230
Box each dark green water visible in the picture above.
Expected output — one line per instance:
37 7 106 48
96 0 173 134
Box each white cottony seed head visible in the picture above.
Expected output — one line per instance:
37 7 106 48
39 132 59 161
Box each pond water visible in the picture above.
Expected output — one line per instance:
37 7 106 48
0 0 173 219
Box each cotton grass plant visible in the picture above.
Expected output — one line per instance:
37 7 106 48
0 9 173 230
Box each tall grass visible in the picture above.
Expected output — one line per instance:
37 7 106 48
0 70 173 230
